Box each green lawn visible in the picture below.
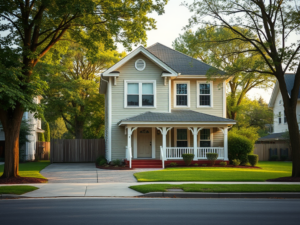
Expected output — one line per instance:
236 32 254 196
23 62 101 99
0 186 38 195
130 184 300 194
0 160 50 179
134 162 292 182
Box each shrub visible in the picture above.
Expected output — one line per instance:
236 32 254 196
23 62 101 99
182 154 194 166
248 154 259 167
219 161 227 166
206 153 218 166
169 162 178 167
232 159 241 166
281 155 288 161
202 164 207 166
228 133 253 165
98 158 107 166
112 159 122 166
270 155 278 161
194 163 199 166
96 155 106 164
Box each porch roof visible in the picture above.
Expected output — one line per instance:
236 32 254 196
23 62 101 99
118 110 236 126
257 132 287 141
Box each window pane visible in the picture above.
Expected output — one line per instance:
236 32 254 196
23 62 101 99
177 84 187 94
127 95 139 106
127 83 139 94
200 129 210 140
142 95 153 106
177 129 187 140
177 141 188 147
200 95 210 106
142 83 153 94
200 141 211 147
176 95 187 106
200 84 210 94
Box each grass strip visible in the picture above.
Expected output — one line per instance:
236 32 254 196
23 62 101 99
130 184 300 194
0 186 38 195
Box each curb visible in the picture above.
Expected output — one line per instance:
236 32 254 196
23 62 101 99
0 194 30 199
143 192 300 198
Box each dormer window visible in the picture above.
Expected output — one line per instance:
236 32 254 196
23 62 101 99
197 81 213 107
135 59 146 71
174 81 190 107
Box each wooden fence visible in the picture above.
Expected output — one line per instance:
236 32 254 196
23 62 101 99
36 142 50 160
50 139 105 163
254 142 291 161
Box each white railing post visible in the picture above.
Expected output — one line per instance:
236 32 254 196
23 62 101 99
160 146 164 169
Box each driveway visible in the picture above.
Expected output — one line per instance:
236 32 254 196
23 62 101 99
41 163 160 183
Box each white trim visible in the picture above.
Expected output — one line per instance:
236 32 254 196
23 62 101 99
168 78 171 113
124 80 156 108
223 80 226 118
103 46 178 76
173 80 190 108
197 80 213 108
135 59 146 71
107 77 112 161
174 128 191 147
133 129 137 158
152 128 155 158
119 121 236 126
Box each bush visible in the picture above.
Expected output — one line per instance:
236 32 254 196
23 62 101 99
206 153 218 166
96 155 106 164
194 163 199 166
112 159 122 166
270 155 278 161
228 133 253 165
202 164 207 166
280 155 288 161
219 161 227 166
98 158 107 166
232 159 241 166
169 162 178 167
182 154 194 166
248 154 259 166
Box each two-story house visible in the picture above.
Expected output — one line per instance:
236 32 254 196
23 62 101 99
99 43 236 168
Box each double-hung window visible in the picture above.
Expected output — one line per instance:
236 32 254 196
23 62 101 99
284 112 287 123
278 112 282 124
125 81 155 107
197 81 213 107
199 129 211 147
174 81 190 107
176 129 188 147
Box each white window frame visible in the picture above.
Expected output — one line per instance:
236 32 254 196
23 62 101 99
197 81 213 108
174 81 190 108
278 111 282 124
174 128 191 147
197 128 213 147
124 80 156 108
135 59 146 71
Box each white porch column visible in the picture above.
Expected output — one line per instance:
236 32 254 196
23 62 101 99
157 127 173 162
189 127 203 160
126 127 137 160
224 127 228 160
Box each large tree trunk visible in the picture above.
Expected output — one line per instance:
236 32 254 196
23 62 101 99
0 104 24 178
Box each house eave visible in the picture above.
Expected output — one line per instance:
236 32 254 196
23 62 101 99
118 121 236 126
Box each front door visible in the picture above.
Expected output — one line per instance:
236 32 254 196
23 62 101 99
137 128 152 158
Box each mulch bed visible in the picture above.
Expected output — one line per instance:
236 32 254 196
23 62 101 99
267 177 300 182
0 177 48 184
167 165 261 169
96 164 133 170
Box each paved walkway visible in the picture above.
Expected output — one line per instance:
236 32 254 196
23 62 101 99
41 163 161 183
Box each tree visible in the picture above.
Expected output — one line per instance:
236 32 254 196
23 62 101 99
0 0 168 178
43 122 50 142
49 118 68 140
186 0 300 177
40 42 124 139
38 133 45 142
173 26 275 119
19 120 33 161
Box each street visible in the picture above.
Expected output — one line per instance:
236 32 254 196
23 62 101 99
0 198 299 225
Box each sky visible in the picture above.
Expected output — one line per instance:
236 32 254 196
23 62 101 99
117 0 275 103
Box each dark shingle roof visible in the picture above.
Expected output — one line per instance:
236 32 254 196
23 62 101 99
146 43 224 75
119 110 235 125
258 132 288 141
284 74 300 98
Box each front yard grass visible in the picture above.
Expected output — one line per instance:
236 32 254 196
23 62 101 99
134 162 292 182
0 186 38 195
130 184 300 194
0 160 50 179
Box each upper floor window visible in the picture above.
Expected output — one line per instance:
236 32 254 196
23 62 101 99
197 81 213 107
278 112 282 124
125 80 156 108
174 81 190 107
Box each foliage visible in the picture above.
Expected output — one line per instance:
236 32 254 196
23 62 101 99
173 26 275 120
229 127 259 146
96 156 106 164
220 162 227 166
112 159 122 166
48 118 69 139
281 155 288 161
202 164 207 167
43 122 51 142
232 159 241 166
228 133 253 164
169 162 178 167
270 155 279 161
38 133 45 142
98 159 107 166
19 120 33 148
0 186 39 195
194 163 198 166
182 154 194 166
206 153 218 166
248 155 259 167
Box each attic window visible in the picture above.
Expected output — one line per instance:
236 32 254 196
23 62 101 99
135 59 146 71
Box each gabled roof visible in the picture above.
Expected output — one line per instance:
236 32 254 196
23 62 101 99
269 74 298 107
147 43 224 75
118 110 235 125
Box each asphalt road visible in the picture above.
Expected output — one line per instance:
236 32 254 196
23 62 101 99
1 198 300 225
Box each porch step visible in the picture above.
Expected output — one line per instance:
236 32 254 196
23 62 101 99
128 160 163 168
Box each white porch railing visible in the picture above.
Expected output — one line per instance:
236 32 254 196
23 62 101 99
126 146 132 168
165 147 224 160
160 146 164 169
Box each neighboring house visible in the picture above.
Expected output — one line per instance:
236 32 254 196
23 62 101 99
255 74 297 160
100 43 236 168
0 96 44 161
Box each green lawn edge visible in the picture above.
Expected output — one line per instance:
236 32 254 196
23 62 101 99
130 184 300 194
0 186 39 195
